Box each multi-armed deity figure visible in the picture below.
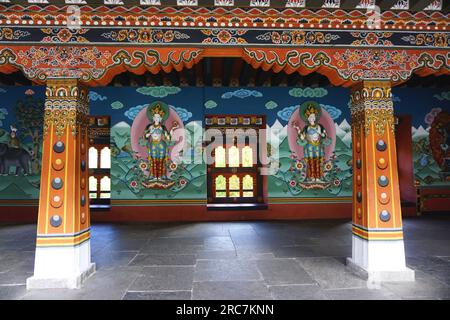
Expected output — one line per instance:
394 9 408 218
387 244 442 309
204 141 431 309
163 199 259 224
141 102 179 181
292 101 330 183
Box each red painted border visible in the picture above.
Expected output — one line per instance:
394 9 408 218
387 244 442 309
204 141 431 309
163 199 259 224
0 202 432 222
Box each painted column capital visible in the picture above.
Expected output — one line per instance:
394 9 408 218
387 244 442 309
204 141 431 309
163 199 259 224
43 78 90 138
350 80 395 137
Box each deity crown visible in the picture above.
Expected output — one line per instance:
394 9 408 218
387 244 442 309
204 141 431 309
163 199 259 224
304 104 318 118
151 104 166 117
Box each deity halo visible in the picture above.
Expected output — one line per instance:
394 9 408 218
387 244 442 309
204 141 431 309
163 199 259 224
299 101 322 122
147 101 170 122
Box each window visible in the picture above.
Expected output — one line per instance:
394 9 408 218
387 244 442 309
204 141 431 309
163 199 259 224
89 147 98 169
242 146 253 167
242 174 254 197
215 146 226 168
88 115 111 210
89 176 98 199
215 175 226 198
205 115 267 208
228 146 239 167
229 175 240 197
100 147 111 169
100 176 111 199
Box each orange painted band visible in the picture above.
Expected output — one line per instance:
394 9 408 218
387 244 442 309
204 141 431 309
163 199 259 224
36 230 90 247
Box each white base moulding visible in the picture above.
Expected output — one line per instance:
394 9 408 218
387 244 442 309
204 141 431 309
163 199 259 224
346 234 415 282
26 240 96 289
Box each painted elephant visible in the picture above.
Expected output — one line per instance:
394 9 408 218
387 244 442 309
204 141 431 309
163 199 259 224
0 143 31 176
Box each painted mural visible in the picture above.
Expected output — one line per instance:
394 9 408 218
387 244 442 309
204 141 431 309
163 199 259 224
393 89 450 187
99 87 206 201
0 86 45 199
0 85 449 201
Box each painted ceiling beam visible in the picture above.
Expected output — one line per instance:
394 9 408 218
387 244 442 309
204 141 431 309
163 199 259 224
166 69 180 87
287 73 301 87
195 62 204 87
212 58 223 87
203 58 213 87
255 69 272 86
229 59 243 87
185 65 196 87
239 62 253 87
271 71 285 86
222 58 234 87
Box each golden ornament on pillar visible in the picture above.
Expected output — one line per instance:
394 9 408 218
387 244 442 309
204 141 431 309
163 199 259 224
377 157 388 169
52 158 64 171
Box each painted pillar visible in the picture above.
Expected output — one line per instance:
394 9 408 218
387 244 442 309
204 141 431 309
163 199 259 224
27 78 95 289
346 80 414 282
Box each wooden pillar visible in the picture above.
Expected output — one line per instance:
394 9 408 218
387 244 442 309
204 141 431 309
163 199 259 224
27 78 95 289
346 80 414 282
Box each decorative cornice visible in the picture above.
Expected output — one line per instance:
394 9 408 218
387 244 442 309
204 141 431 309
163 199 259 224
0 6 447 31
0 27 448 49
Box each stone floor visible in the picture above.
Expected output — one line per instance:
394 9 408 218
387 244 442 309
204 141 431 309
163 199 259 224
1 215 450 300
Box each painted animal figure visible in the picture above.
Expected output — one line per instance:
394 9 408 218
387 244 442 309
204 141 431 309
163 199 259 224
0 143 31 176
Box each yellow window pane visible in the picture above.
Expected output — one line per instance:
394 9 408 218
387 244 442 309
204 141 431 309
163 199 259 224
215 175 226 191
89 192 97 199
229 175 240 190
228 146 239 167
229 191 240 197
100 192 110 199
100 147 111 169
243 191 254 197
243 175 253 190
215 191 227 198
89 176 97 191
242 146 253 167
88 147 98 169
100 176 111 192
215 146 226 168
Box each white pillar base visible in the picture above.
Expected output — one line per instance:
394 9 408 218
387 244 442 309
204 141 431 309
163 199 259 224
346 235 415 282
27 240 96 289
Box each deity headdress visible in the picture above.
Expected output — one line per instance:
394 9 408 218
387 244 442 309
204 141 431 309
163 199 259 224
147 101 170 122
299 101 322 122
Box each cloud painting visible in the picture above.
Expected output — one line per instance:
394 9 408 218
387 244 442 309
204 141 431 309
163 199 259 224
221 89 263 99
136 86 181 98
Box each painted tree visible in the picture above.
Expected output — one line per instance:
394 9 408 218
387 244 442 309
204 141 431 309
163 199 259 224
14 89 44 175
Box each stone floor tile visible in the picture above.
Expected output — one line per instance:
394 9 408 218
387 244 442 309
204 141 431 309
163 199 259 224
129 266 194 291
296 257 367 289
194 259 262 282
192 281 272 300
268 284 327 300
255 259 316 285
129 254 196 266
